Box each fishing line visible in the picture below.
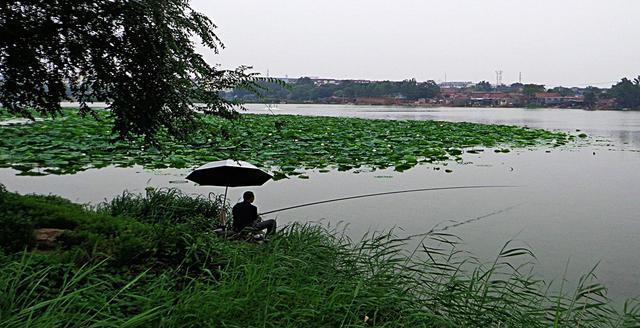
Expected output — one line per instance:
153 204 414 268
408 202 524 240
259 185 521 216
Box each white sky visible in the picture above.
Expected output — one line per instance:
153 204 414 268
192 0 639 87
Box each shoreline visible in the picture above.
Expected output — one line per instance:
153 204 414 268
241 101 638 112
45 102 638 112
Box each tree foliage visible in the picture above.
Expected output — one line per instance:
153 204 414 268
582 86 601 109
550 86 574 97
610 77 640 109
522 84 546 98
0 0 258 142
474 81 493 92
226 78 440 103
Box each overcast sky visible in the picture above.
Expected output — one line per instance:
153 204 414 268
191 0 638 87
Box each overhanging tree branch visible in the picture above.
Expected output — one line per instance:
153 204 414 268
0 0 259 142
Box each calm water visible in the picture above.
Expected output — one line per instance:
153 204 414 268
2 104 639 301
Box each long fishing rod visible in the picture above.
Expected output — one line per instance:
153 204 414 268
259 185 520 216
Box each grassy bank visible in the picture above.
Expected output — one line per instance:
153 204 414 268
0 185 637 327
0 110 571 177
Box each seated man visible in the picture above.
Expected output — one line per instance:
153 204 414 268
232 191 276 236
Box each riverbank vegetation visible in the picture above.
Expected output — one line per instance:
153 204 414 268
0 110 571 177
226 76 640 111
1 186 638 327
609 77 640 109
229 77 441 102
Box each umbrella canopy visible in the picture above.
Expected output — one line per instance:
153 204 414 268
186 159 272 187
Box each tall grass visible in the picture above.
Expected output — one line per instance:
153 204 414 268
1 186 639 327
97 187 224 225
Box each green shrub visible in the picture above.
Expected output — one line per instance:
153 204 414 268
0 214 34 253
98 188 222 225
0 187 227 271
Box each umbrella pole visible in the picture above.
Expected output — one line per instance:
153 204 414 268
221 186 229 226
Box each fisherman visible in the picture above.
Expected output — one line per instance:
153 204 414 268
232 191 276 236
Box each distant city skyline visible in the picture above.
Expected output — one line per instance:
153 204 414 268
192 0 639 88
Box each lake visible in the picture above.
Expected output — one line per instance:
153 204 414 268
2 104 639 301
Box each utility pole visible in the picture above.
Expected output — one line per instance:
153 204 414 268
519 72 522 84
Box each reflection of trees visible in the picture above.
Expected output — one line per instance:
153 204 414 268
614 130 640 148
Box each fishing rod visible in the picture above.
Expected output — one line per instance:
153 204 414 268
259 185 521 216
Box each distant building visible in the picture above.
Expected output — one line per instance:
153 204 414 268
439 81 473 89
596 99 617 110
468 92 524 107
312 78 340 86
534 92 563 105
350 79 372 84
534 93 584 107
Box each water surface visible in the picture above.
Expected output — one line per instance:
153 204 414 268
2 104 639 301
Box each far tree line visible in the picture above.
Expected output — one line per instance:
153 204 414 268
226 78 441 102
225 76 640 110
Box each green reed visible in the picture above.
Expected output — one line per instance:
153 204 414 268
1 187 638 327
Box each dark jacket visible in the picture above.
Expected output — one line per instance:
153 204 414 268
232 201 258 232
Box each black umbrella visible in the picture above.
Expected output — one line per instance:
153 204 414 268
186 159 272 223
